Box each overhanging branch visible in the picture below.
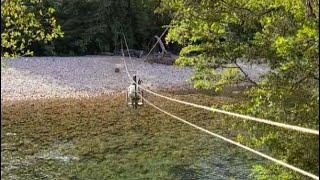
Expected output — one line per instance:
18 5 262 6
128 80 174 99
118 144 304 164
233 59 259 87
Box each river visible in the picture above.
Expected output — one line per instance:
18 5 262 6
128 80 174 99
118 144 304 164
1 93 264 179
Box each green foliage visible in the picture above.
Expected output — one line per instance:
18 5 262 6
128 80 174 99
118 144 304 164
158 0 265 89
158 0 319 178
46 0 169 56
1 0 171 56
251 165 294 180
158 0 318 88
1 0 63 57
1 61 6 71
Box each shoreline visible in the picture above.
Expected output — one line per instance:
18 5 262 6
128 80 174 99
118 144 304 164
1 85 197 104
1 56 268 103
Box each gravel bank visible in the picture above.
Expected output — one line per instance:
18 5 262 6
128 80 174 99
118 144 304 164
1 56 193 101
1 56 270 102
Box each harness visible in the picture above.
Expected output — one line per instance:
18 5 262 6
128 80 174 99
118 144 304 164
126 75 143 109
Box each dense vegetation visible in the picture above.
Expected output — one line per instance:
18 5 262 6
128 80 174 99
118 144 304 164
44 0 171 56
1 0 64 57
1 0 319 179
1 0 170 56
158 0 319 178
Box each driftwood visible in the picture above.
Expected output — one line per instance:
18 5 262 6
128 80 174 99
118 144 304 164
113 49 144 58
101 52 114 56
154 35 167 54
145 52 177 65
145 35 176 65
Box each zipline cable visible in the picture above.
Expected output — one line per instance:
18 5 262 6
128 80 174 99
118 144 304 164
121 31 319 136
138 94 319 180
120 40 131 80
121 33 135 71
137 86 319 135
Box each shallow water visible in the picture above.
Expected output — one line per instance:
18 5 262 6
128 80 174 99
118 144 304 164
1 93 262 179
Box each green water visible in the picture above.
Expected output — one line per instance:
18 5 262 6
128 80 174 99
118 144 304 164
1 94 262 179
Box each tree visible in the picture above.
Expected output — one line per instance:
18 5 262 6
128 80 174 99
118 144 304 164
1 0 64 57
49 0 169 56
158 0 319 178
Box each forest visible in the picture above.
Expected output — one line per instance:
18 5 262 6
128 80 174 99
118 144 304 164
1 0 319 179
1 0 173 56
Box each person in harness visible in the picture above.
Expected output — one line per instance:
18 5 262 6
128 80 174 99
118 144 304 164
127 76 143 108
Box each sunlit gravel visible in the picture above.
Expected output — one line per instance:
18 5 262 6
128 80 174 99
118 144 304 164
1 56 269 101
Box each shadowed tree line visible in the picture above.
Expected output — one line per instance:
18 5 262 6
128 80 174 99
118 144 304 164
1 0 172 56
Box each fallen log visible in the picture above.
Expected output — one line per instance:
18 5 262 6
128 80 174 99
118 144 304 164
145 52 177 65
113 49 144 58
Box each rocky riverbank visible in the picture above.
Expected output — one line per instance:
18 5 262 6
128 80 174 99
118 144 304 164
1 56 269 102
